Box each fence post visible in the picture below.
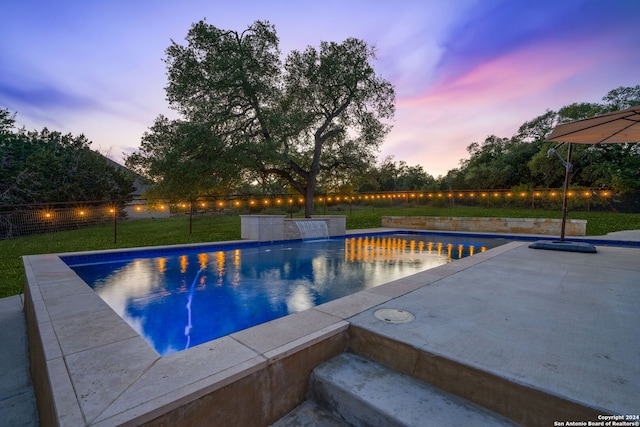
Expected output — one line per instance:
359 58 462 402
112 205 117 244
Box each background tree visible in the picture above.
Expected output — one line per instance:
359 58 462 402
1 109 134 204
126 116 239 203
357 156 436 192
601 85 640 110
127 20 395 217
443 85 639 194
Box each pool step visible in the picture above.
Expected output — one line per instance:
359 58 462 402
273 352 519 426
271 400 350 427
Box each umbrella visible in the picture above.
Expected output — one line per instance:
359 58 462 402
546 104 640 144
530 105 640 252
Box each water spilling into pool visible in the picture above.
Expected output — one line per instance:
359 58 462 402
65 233 507 355
295 219 329 240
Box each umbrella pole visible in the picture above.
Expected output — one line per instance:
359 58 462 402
530 142 595 253
560 143 573 241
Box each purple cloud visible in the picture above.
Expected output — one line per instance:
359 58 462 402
0 81 101 112
432 0 640 87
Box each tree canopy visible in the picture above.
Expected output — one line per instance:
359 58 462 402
126 20 395 216
448 85 640 193
0 109 134 204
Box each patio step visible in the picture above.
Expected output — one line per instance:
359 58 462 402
273 352 519 426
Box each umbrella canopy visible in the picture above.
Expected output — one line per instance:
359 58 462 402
546 104 640 144
531 105 639 252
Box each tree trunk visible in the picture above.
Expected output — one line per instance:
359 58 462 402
304 190 314 218
303 172 318 217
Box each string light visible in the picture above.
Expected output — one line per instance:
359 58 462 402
196 189 613 207
28 187 615 229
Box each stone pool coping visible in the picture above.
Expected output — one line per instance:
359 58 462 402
23 230 516 426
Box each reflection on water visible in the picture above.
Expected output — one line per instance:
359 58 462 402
68 234 505 356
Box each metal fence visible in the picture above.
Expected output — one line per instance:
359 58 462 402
0 200 120 240
0 188 628 240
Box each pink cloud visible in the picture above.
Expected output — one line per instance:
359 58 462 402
381 37 636 177
400 40 597 111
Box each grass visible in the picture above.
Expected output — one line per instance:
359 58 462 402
2 205 639 298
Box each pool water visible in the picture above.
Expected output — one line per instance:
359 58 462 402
66 233 507 356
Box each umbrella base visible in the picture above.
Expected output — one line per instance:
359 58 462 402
528 240 597 253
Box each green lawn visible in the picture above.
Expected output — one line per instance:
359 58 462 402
2 206 639 298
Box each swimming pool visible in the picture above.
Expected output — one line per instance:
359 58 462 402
64 232 508 355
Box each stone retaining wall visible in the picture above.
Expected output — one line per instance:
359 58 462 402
381 216 586 236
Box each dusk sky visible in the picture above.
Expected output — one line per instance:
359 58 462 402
2 0 639 177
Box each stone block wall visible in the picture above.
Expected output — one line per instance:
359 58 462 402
240 215 286 241
381 216 586 236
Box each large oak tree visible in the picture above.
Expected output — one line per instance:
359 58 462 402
127 20 395 216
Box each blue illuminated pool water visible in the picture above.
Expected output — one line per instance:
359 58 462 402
65 233 508 356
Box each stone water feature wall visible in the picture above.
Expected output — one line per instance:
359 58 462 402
381 216 587 236
241 215 346 241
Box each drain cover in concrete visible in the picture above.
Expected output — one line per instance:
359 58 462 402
374 308 415 324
